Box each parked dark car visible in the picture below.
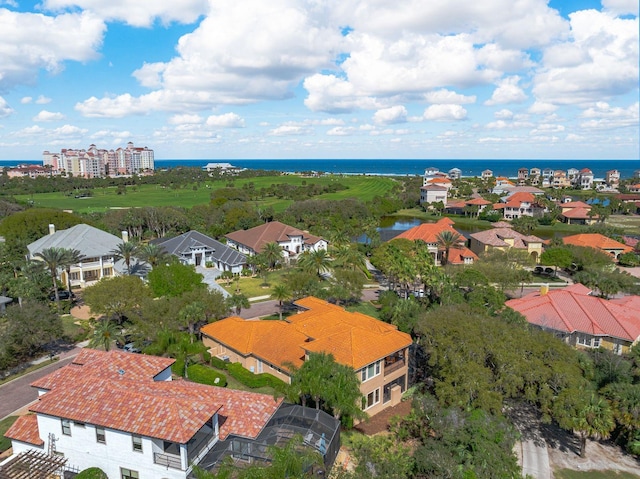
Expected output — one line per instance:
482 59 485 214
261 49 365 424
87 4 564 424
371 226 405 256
49 290 75 301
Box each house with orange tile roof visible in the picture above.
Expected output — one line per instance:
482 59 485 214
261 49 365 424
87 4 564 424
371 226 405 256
557 201 598 225
561 233 633 260
506 284 640 354
393 218 477 265
469 223 544 262
3 349 339 478
498 191 547 220
225 221 327 259
201 297 413 419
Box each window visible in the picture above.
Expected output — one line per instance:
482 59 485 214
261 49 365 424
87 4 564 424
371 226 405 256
120 468 139 479
132 435 143 452
613 342 622 355
61 419 71 436
96 426 106 444
593 337 601 348
360 361 381 382
70 272 81 281
365 389 380 409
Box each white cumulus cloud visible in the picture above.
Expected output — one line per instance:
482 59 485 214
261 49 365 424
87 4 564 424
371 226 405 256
0 97 14 117
0 9 105 90
33 110 65 122
425 89 476 105
424 104 468 121
373 106 408 125
484 76 527 105
206 113 245 128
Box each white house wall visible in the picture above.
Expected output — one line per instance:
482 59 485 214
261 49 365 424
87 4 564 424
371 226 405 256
36 414 188 479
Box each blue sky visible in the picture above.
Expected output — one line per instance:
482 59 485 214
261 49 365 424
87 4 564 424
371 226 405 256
0 0 637 160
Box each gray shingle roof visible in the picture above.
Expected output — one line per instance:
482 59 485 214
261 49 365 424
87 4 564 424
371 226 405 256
155 231 246 267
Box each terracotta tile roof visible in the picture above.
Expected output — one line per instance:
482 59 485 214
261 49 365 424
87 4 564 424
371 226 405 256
393 218 464 244
446 247 478 264
27 349 281 443
420 185 448 191
561 201 590 209
428 178 452 184
201 297 412 372
470 228 543 248
561 208 597 219
492 221 513 228
466 197 491 206
31 349 175 391
562 234 632 253
225 221 324 253
4 415 43 446
445 200 466 209
506 286 640 342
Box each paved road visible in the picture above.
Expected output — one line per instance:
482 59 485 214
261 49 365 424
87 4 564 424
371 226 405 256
509 403 551 479
0 346 83 420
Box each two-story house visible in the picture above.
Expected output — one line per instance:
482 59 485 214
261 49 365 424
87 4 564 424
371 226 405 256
506 284 640 355
3 349 340 478
393 218 477 265
201 297 412 419
27 224 131 288
469 222 544 263
499 192 546 220
153 230 247 273
225 221 327 259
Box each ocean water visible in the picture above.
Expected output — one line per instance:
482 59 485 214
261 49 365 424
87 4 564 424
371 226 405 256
2 158 638 179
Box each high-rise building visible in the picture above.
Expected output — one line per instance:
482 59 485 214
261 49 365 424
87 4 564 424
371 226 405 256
43 142 154 177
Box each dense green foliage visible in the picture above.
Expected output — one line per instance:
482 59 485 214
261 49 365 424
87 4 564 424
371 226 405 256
187 364 227 387
74 467 108 479
147 262 206 297
83 275 151 322
0 303 63 371
225 362 286 391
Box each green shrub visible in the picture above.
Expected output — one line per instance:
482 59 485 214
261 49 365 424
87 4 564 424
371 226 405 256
226 362 286 391
619 252 640 267
75 467 108 479
211 356 228 370
187 364 227 387
201 350 212 363
172 358 185 377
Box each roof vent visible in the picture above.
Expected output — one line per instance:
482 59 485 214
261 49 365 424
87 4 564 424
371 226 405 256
118 369 125 376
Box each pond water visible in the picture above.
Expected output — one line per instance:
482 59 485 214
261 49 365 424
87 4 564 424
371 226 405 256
374 215 556 242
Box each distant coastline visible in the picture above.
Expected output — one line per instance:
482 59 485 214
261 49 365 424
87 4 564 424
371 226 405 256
2 158 638 180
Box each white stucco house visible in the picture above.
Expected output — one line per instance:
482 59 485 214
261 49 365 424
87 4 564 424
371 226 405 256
225 221 327 258
2 349 340 478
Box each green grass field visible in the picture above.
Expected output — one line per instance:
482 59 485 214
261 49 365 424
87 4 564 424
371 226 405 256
15 175 397 214
554 469 640 479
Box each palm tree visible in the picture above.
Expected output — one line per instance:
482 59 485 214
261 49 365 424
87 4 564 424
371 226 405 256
576 394 615 457
261 242 283 270
297 249 332 277
332 244 368 275
271 284 292 320
88 319 122 351
34 247 68 304
226 293 250 315
178 301 205 342
436 230 463 266
137 243 168 268
62 248 84 293
112 241 139 274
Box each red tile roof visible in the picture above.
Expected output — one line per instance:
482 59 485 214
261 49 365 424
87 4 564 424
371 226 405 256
466 197 491 206
225 221 323 253
4 415 43 446
470 228 543 248
27 349 281 443
561 208 597 219
506 285 640 342
562 234 632 253
393 218 464 244
201 297 412 371
561 201 590 209
31 349 175 391
446 247 478 264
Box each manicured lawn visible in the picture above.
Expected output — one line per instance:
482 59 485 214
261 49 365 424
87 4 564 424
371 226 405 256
554 469 640 479
218 271 286 299
61 315 91 342
607 215 640 235
15 175 396 214
209 366 278 396
346 301 382 319
0 416 19 452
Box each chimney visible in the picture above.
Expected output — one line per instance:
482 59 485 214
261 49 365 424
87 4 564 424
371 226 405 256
49 224 55 235
540 283 549 296
122 231 129 243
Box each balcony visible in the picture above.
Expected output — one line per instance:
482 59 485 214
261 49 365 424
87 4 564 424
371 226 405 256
154 452 183 470
384 359 405 376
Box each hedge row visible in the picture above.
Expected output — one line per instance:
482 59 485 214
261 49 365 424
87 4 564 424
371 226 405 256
187 364 227 387
225 362 287 391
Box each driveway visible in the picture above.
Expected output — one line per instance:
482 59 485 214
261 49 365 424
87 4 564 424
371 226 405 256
196 266 229 298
